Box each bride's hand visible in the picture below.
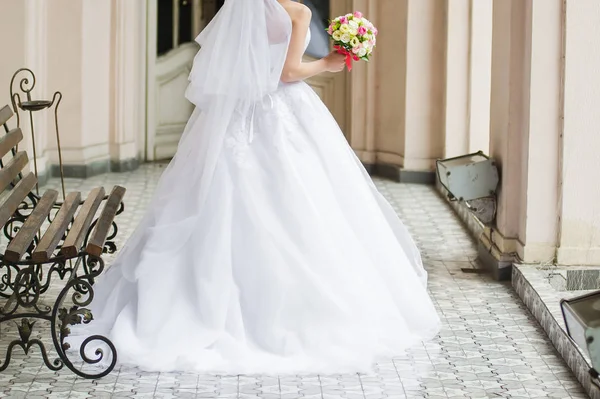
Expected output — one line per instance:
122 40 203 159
324 51 346 73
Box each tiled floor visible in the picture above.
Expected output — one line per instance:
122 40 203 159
0 164 589 398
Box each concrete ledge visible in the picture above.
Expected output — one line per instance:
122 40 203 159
513 265 600 398
435 179 514 280
49 158 140 179
477 240 513 280
365 163 436 184
110 158 140 173
36 171 49 188
51 160 110 179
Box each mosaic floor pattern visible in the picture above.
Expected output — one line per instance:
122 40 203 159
0 165 588 398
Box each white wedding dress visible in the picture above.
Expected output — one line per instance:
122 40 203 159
71 29 440 375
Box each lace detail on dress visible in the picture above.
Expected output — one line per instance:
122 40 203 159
271 84 306 151
224 110 252 168
224 30 312 168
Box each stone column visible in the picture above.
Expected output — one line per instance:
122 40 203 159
374 0 445 182
46 0 113 178
346 0 378 167
481 0 563 277
400 0 446 173
0 1 26 106
467 0 492 154
0 1 51 180
518 0 562 263
441 0 493 159
23 0 50 181
373 0 407 175
557 0 600 265
479 0 528 279
109 0 146 172
443 0 470 158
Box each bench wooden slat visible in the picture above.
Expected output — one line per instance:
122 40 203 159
0 172 37 229
0 128 23 159
0 151 28 193
32 191 81 263
4 189 58 263
0 105 13 127
86 186 126 257
60 187 105 258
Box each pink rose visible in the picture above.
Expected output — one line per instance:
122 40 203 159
372 27 379 35
328 26 334 34
339 16 348 24
358 26 368 35
353 11 363 19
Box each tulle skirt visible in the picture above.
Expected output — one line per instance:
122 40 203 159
69 81 440 374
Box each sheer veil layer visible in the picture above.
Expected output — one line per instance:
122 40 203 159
119 0 292 281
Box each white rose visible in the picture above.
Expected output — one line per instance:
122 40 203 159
349 27 358 36
346 13 353 18
332 31 343 41
349 20 359 30
341 33 351 43
339 24 351 34
358 48 367 57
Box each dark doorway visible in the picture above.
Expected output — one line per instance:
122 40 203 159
157 0 197 56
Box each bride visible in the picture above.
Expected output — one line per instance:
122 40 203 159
74 0 440 374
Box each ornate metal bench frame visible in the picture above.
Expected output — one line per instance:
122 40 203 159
0 91 126 379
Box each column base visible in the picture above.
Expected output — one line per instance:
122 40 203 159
477 238 514 281
364 163 436 184
36 170 50 188
110 158 140 173
435 180 515 280
48 157 140 179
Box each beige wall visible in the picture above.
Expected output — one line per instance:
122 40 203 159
0 0 46 177
369 0 445 171
374 0 407 165
2 0 600 266
558 0 600 264
0 0 145 178
520 0 562 262
354 0 600 267
480 0 600 267
0 1 26 107
355 0 490 170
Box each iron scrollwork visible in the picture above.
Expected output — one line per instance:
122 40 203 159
1 68 122 379
10 68 66 200
0 254 117 378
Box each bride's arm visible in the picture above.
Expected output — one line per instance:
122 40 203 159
280 6 345 83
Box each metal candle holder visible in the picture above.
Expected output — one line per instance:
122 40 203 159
10 68 66 200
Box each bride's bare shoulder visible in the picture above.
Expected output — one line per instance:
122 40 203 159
280 1 312 22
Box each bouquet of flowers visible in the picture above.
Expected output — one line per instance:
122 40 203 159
327 11 378 71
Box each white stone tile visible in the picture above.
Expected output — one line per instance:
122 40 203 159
0 168 585 398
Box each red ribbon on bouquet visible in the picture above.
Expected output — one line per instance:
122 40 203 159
334 45 359 71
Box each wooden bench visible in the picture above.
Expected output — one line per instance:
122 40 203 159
0 105 125 379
